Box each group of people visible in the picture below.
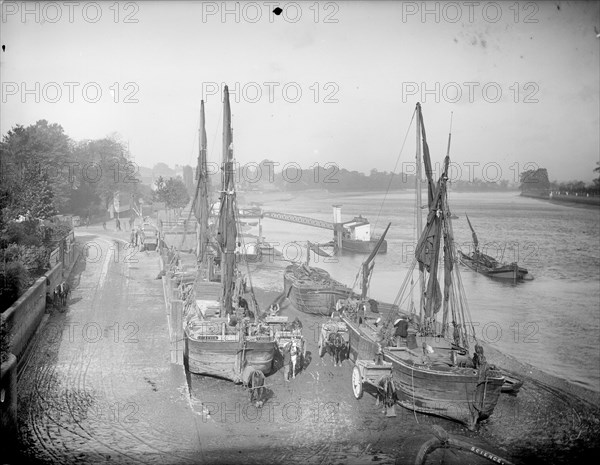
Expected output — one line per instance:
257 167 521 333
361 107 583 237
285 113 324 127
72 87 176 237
335 297 372 324
129 227 146 248
113 217 137 232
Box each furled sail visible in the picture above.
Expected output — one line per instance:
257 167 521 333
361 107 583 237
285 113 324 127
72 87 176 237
414 120 452 318
195 100 211 261
417 106 436 207
218 86 237 315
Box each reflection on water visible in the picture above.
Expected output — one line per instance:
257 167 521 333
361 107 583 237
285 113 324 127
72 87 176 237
243 190 600 392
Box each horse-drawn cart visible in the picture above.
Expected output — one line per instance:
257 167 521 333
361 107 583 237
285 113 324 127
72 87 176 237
351 358 397 416
265 316 307 357
318 316 350 366
265 315 307 379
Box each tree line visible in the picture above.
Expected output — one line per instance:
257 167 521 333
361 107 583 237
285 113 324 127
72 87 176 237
236 160 516 192
0 120 189 310
0 120 144 225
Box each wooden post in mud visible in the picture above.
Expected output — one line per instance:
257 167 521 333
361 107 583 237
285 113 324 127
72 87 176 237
170 299 184 365
332 205 343 252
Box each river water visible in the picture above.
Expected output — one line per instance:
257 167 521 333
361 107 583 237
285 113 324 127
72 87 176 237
244 190 600 394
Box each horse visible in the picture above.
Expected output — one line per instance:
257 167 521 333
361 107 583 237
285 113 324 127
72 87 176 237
376 374 397 417
327 332 346 367
52 286 61 307
249 369 265 408
242 366 265 408
58 281 70 308
289 339 303 379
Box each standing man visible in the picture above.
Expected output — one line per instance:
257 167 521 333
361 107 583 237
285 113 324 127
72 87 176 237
393 318 409 347
138 228 145 250
282 343 291 382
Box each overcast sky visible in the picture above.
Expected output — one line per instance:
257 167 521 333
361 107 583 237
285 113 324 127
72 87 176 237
1 1 599 183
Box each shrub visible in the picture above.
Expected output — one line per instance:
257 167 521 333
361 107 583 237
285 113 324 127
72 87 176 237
0 316 10 363
0 221 41 247
0 244 49 273
0 262 30 312
0 244 23 263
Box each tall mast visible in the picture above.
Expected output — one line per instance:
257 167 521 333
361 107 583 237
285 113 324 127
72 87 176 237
195 100 209 263
441 112 454 337
415 103 425 325
218 85 237 315
361 222 391 300
415 104 423 234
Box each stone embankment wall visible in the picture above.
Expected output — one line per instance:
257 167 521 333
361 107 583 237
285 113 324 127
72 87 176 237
1 232 79 442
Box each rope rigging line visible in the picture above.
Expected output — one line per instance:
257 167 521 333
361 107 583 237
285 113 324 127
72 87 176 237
372 107 417 233
187 117 199 167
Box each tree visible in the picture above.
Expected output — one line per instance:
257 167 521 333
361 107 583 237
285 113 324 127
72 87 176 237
519 168 550 193
153 176 169 204
21 167 57 219
594 162 600 189
72 137 137 212
0 120 74 220
153 176 190 219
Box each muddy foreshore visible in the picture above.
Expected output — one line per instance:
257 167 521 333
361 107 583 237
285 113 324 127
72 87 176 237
10 236 599 465
249 282 600 465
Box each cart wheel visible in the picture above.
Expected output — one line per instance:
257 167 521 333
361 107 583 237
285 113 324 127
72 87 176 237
352 365 363 399
318 333 326 357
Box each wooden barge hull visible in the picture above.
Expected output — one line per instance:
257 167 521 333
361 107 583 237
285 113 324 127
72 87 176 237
343 317 504 430
385 351 504 430
184 334 276 383
459 252 529 281
283 265 350 316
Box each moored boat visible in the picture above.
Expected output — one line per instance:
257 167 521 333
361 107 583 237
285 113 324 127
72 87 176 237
183 87 277 384
459 251 530 281
283 263 351 316
341 103 504 430
459 214 531 282
338 214 388 254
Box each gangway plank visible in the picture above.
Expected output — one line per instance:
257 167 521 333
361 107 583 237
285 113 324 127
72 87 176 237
261 211 334 230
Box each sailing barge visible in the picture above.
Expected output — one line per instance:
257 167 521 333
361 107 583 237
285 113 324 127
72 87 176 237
183 87 277 384
458 214 531 282
341 103 504 430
